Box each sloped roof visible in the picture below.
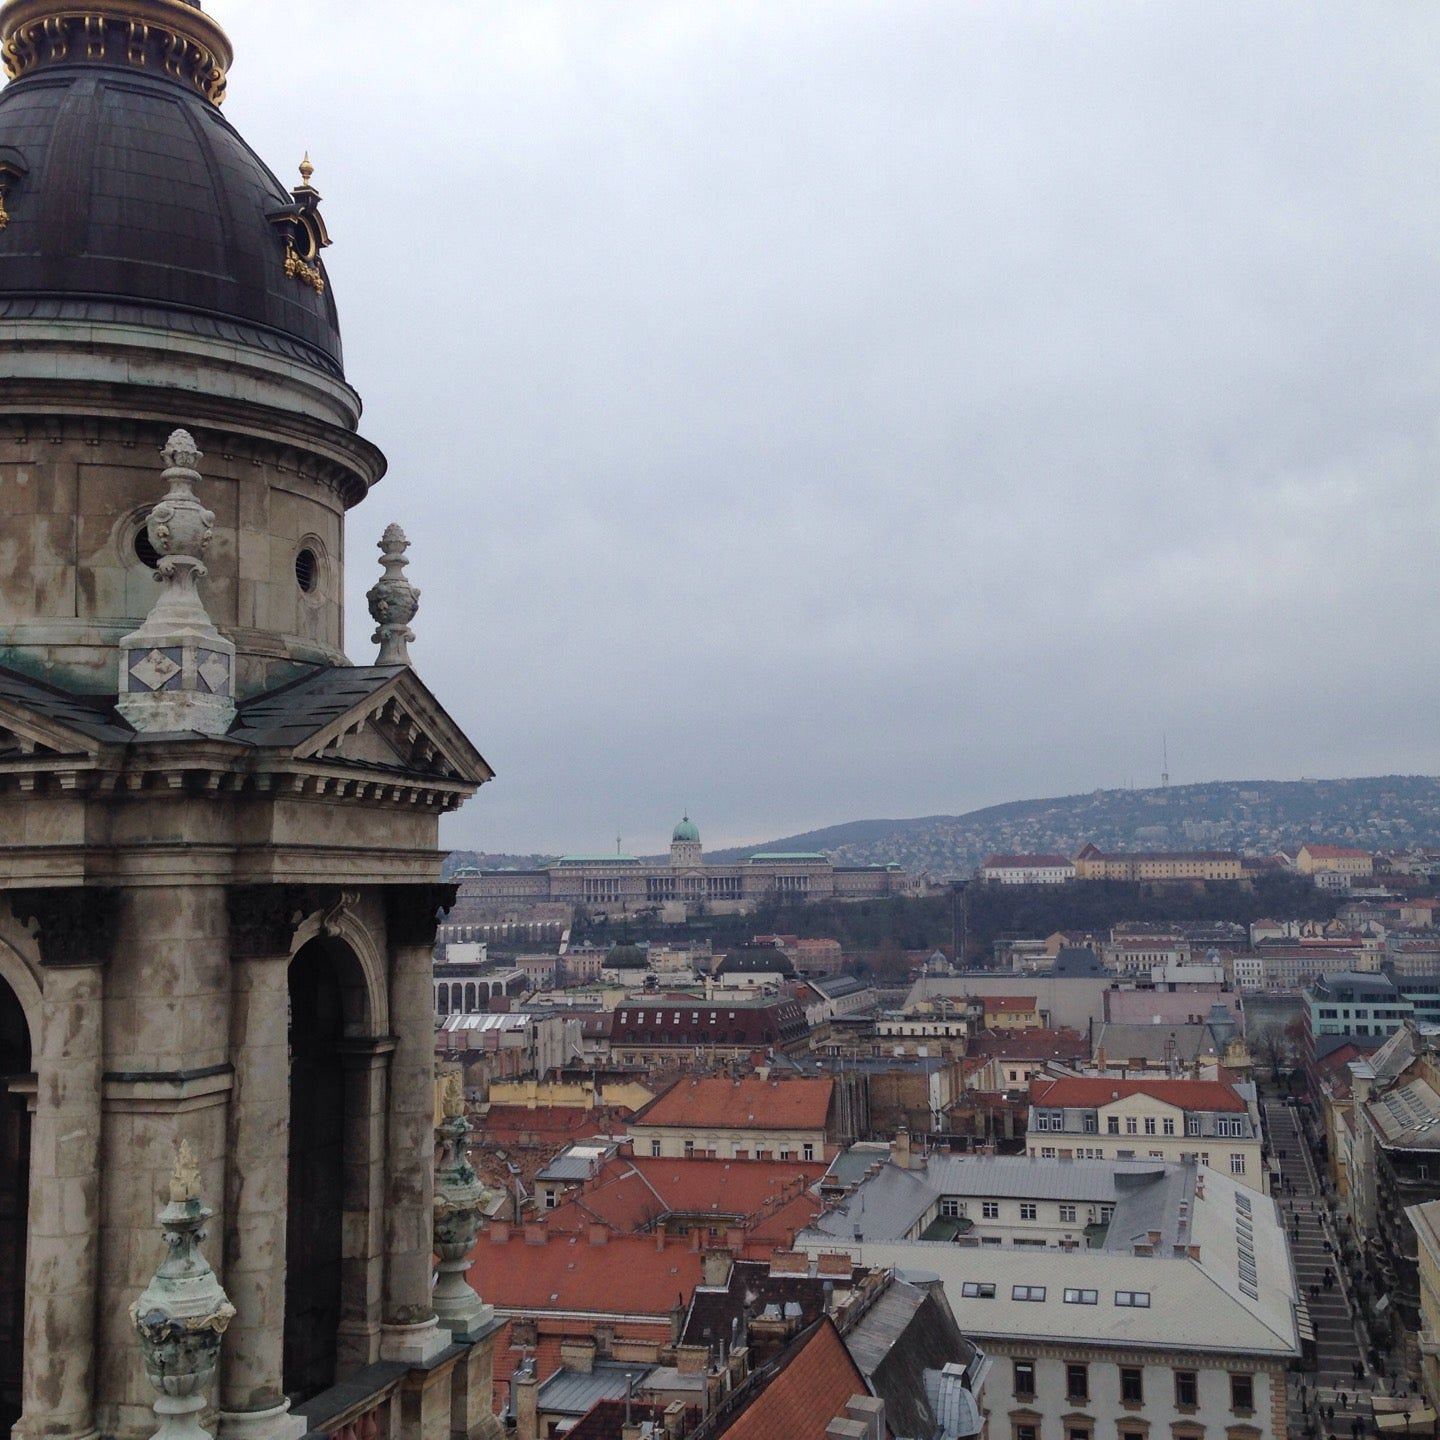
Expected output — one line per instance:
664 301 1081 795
631 1077 833 1133
969 1027 1089 1061
1030 1075 1247 1113
0 665 134 745
709 1318 868 1440
468 1230 704 1319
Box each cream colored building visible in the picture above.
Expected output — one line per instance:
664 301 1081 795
1027 1077 1266 1192
626 1076 833 1162
1296 844 1375 878
1073 846 1244 882
801 1159 1297 1440
1406 1200 1440 1427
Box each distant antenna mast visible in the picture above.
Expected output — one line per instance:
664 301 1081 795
617 833 622 856
1162 734 1170 790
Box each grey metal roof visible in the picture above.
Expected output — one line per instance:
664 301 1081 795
230 667 404 748
537 1362 654 1418
0 665 134 745
1093 1022 1224 1064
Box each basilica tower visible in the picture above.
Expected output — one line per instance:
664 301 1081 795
0 6 500 1440
0 0 382 696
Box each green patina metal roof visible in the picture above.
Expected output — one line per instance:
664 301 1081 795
672 815 701 843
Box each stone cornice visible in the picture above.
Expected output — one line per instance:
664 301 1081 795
0 752 475 811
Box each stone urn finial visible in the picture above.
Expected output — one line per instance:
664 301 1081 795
367 523 421 667
116 428 236 736
433 1079 495 1338
130 1141 236 1440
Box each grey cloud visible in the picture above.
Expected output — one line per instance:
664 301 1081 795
217 1 1440 851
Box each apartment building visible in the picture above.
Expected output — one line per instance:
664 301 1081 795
1026 1076 1265 1191
800 1158 1298 1440
627 1076 835 1162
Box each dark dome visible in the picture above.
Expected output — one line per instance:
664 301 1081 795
0 55 344 375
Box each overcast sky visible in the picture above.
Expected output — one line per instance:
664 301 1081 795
217 2 1440 854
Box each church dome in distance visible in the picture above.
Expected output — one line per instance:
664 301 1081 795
673 815 700 843
0 0 345 375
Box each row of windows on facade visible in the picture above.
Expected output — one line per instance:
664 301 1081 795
1012 1362 1254 1414
1316 1007 1410 1020
673 1139 816 1161
1033 1111 1247 1138
961 1282 1144 1305
1030 1145 1248 1173
941 1199 1114 1223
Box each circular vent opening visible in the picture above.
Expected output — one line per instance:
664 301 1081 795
295 547 319 594
133 523 160 569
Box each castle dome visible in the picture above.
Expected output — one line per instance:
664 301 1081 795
672 815 700 843
0 0 344 376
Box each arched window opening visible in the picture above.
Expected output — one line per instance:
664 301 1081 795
0 977 33 1440
284 937 366 1404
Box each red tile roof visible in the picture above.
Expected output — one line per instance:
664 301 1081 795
630 1077 833 1133
715 1317 869 1440
981 996 1038 1013
468 1227 705 1319
546 1155 826 1246
1029 1075 1248 1113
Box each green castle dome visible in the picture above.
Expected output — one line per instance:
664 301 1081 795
672 815 700 843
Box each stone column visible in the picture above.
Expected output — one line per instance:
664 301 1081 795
379 885 453 1366
218 888 306 1440
11 888 114 1440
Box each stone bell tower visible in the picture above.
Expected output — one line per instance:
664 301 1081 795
0 4 502 1440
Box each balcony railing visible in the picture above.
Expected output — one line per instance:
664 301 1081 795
291 1362 408 1440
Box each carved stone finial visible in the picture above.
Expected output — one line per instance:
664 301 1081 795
116 429 236 737
433 1087 496 1338
367 523 421 667
130 1143 236 1440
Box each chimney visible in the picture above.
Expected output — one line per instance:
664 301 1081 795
846 1395 887 1440
560 1337 597 1374
524 1223 547 1245
702 1247 733 1288
589 1222 610 1247
489 1222 512 1245
892 1127 912 1169
675 1343 710 1376
515 1368 539 1440
664 1401 687 1438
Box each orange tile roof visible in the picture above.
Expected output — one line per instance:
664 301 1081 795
630 1076 833 1133
1029 1075 1248 1113
468 1228 705 1319
546 1155 826 1246
981 995 1038 1013
716 1317 869 1440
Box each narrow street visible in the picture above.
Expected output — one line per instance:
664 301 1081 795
1265 1098 1377 1438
